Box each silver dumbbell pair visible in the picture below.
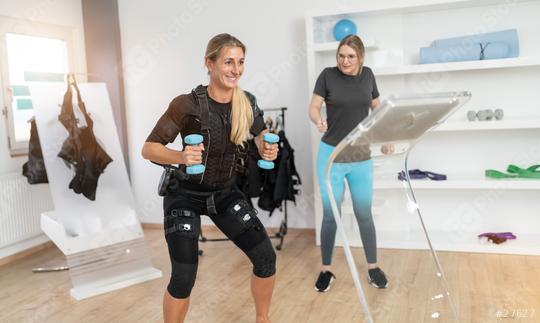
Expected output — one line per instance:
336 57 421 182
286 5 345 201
467 109 504 121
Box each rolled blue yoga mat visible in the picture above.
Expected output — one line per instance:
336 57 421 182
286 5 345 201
420 42 510 64
430 29 519 58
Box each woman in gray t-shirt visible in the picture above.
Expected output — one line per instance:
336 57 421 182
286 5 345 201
308 35 388 292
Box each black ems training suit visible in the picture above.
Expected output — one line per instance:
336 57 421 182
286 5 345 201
146 85 276 298
22 117 49 184
58 79 113 201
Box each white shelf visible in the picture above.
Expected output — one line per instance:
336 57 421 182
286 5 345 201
373 56 540 76
418 231 540 255
374 178 540 190
434 119 540 131
337 230 540 255
313 40 379 52
390 232 539 255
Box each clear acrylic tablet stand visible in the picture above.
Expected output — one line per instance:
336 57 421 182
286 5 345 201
325 92 471 322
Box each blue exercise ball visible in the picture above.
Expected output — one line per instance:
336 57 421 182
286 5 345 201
333 19 357 41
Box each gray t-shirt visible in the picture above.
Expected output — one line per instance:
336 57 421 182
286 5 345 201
314 66 379 146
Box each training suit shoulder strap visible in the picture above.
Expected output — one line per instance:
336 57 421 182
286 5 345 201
193 85 211 131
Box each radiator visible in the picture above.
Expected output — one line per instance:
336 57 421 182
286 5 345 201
0 172 54 248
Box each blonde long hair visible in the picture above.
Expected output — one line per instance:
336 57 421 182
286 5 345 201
205 33 253 145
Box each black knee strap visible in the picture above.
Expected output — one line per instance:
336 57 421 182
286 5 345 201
165 209 198 235
165 208 199 237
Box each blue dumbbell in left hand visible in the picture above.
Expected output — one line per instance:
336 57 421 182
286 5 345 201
257 133 279 170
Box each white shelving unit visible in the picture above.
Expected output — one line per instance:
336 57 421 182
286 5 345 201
435 119 540 131
306 0 540 255
376 230 540 255
375 178 540 190
374 56 540 76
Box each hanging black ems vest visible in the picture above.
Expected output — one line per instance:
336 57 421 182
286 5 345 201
22 117 49 184
57 77 113 201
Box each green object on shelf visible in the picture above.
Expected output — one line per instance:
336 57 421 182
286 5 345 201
485 169 516 178
507 164 540 178
485 164 540 179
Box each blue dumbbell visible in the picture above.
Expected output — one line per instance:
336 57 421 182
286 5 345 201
184 134 205 174
257 133 279 170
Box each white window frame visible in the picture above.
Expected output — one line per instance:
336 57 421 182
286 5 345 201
0 16 80 156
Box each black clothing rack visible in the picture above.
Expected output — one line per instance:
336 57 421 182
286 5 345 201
199 107 289 250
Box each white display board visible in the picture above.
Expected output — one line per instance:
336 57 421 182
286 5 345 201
30 82 161 300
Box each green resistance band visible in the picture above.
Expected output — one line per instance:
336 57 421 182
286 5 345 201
485 164 540 179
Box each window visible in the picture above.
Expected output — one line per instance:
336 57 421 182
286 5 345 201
0 17 76 155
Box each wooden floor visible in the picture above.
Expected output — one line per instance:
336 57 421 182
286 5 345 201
1 227 539 323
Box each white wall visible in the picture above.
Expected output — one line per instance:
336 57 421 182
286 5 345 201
117 0 445 228
0 0 85 175
119 0 384 227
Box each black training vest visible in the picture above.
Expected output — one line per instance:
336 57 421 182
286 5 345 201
180 85 241 188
